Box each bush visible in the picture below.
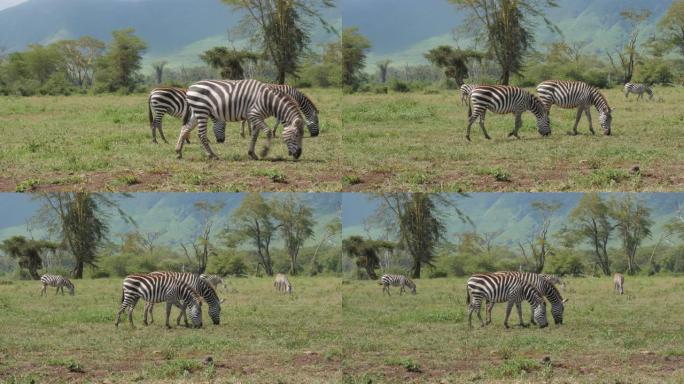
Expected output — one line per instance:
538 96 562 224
545 252 585 276
390 80 411 93
208 254 249 277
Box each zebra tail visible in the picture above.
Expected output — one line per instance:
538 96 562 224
466 288 470 305
468 99 472 118
147 95 153 129
120 289 124 305
181 108 191 126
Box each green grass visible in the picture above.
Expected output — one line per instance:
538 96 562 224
342 86 684 192
341 276 684 383
0 277 341 383
0 88 341 192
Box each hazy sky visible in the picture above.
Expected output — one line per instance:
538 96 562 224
0 0 27 11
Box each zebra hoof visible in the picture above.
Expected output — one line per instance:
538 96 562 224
248 151 258 160
465 136 471 142
520 323 530 328
485 135 492 140
259 148 270 158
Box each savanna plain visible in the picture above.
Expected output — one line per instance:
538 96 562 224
342 87 684 192
0 88 341 192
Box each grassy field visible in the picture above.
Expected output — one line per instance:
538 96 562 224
342 276 684 383
342 86 684 192
0 277 341 383
0 88 341 192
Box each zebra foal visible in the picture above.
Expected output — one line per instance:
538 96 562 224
467 273 548 329
537 80 613 135
466 85 551 141
624 83 653 101
175 79 305 160
379 274 416 295
115 274 203 328
40 274 74 296
274 273 293 294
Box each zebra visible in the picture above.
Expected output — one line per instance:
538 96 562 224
40 274 74 296
200 273 225 290
536 80 614 136
539 273 565 290
460 83 478 105
239 84 320 139
624 83 653 101
274 273 293 294
379 274 416 296
466 273 548 329
147 87 226 144
614 273 624 295
175 79 305 160
143 271 222 325
486 272 567 325
466 85 551 141
115 274 203 328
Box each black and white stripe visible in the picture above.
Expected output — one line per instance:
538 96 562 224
115 274 203 328
145 271 222 325
175 79 305 160
623 83 653 101
467 273 548 328
467 85 551 141
40 274 74 296
487 272 567 325
274 273 293 294
239 84 319 138
200 273 225 289
460 84 478 105
380 274 416 295
537 80 613 135
148 87 226 144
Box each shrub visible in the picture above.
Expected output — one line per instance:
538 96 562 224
545 252 585 276
390 80 411 93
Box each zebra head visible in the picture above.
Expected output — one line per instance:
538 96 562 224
531 95 551 136
282 118 304 159
533 301 548 328
599 108 613 135
208 301 221 325
406 279 417 295
307 114 320 137
188 300 203 328
286 283 293 294
552 298 568 325
66 281 75 296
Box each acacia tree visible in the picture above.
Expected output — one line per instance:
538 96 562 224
200 47 260 79
342 27 371 90
272 195 315 275
449 0 557 84
342 236 394 280
152 61 167 84
181 201 225 274
222 0 334 84
0 236 57 279
609 195 653 275
425 45 483 85
563 193 614 276
518 200 561 273
35 193 132 278
225 193 277 276
607 9 652 83
56 36 105 88
309 217 341 275
376 60 391 83
658 0 684 57
94 28 147 92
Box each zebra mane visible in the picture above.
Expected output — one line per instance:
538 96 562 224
590 88 611 113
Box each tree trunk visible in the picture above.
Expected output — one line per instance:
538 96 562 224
277 68 286 85
500 69 510 85
73 262 83 279
365 264 377 280
412 261 421 279
29 269 40 280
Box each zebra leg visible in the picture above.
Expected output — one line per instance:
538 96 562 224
175 116 197 159
40 284 46 296
115 305 126 327
196 116 219 160
165 302 173 329
127 306 136 327
247 119 262 160
585 109 595 135
259 126 273 159
400 286 404 296
154 113 169 144
509 112 522 139
272 119 280 138
143 302 151 326
485 302 494 325
466 116 477 141
515 302 528 327
504 301 516 329
571 108 583 135
478 114 491 140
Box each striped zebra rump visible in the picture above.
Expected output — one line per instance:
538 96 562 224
460 84 478 105
466 273 548 329
116 274 203 328
380 274 416 295
489 271 566 325
614 273 624 295
148 87 226 144
624 83 653 100
145 271 222 325
40 274 75 296
536 80 613 135
176 79 304 161
466 85 550 141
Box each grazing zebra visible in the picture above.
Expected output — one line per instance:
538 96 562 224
144 272 222 325
239 84 320 139
467 85 551 141
460 83 478 105
175 79 305 160
614 273 624 295
486 272 567 325
379 274 416 296
200 273 225 289
40 274 74 296
467 273 548 329
536 80 613 136
148 87 226 144
274 273 293 294
115 274 203 328
624 83 653 101
539 273 565 290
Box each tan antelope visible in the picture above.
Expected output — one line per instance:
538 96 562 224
614 273 624 295
274 273 293 294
